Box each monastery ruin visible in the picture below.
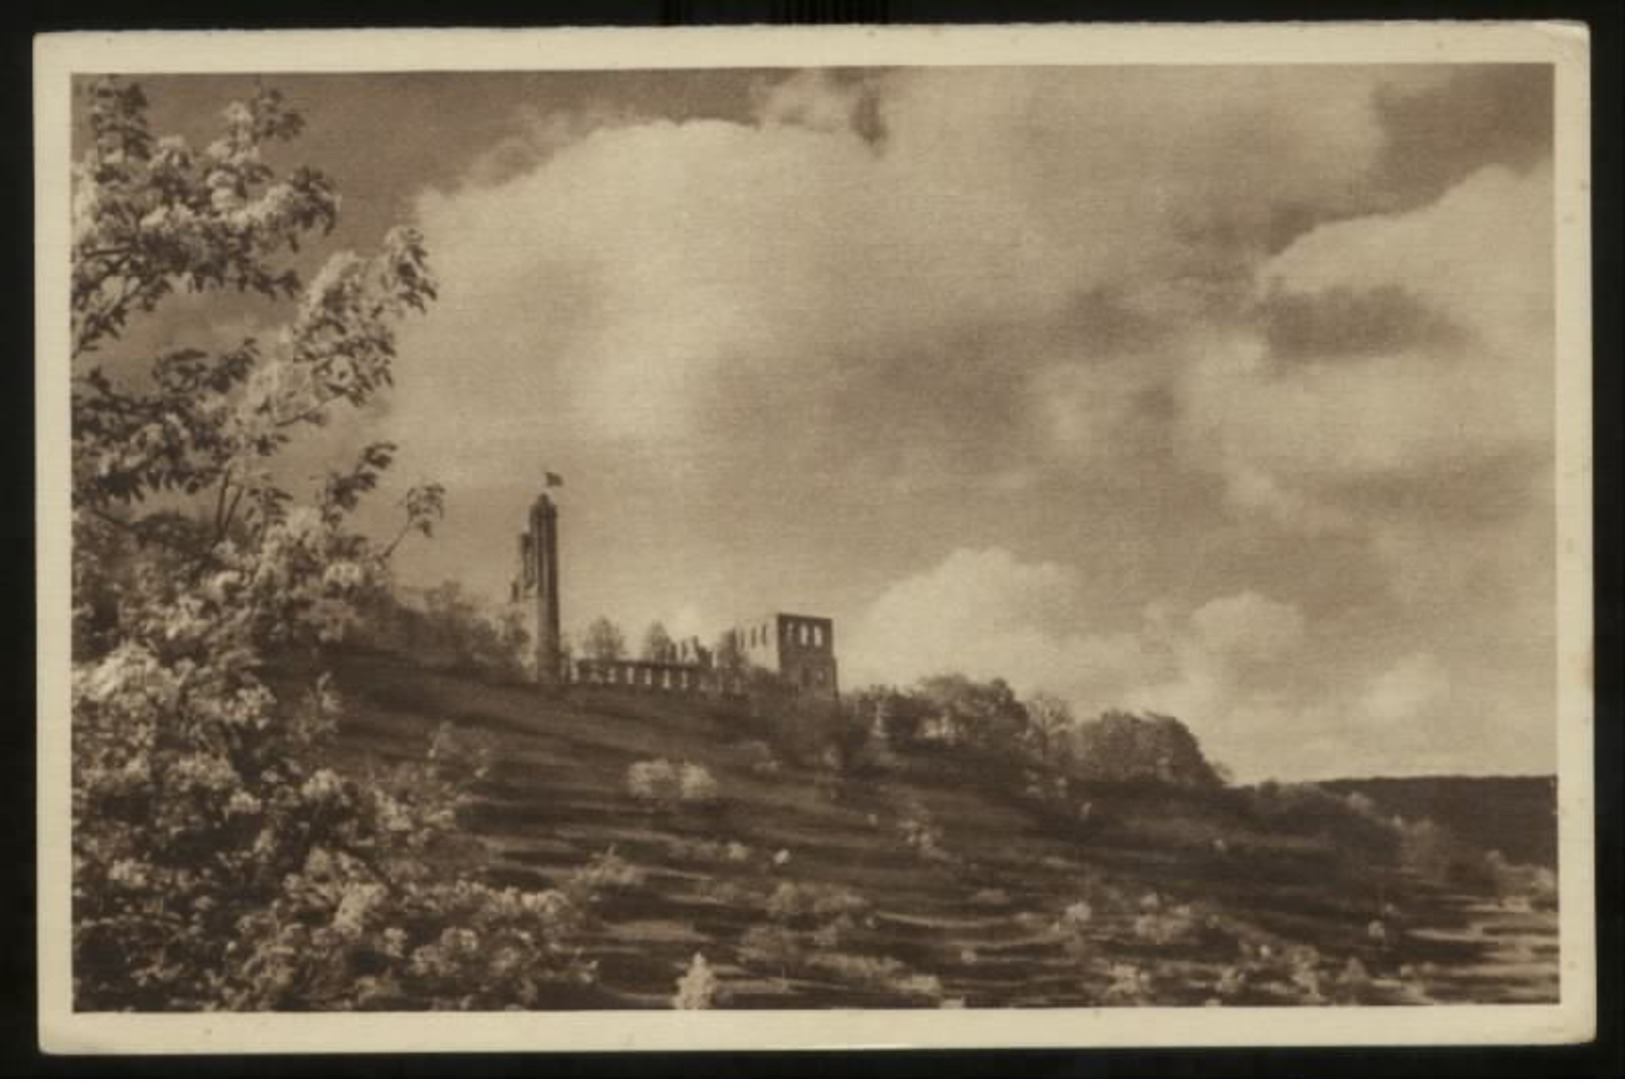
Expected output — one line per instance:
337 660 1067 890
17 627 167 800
511 490 839 700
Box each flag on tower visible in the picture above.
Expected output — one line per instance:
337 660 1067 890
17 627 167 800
545 471 564 488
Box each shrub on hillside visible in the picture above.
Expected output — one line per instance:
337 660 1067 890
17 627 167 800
1244 781 1399 862
1485 851 1559 909
665 836 753 865
565 849 646 898
1132 903 1203 947
746 673 870 771
672 952 720 1009
765 881 872 925
734 738 783 776
805 951 944 1002
678 762 720 803
1394 815 1500 888
846 685 934 751
896 796 952 862
739 922 802 971
1101 963 1157 1005
625 758 722 807
1069 710 1222 788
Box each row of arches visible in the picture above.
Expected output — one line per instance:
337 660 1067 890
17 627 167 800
572 659 743 695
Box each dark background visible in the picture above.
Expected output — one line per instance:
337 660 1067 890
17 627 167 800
5 0 1619 1075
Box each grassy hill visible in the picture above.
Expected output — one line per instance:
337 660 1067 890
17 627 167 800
1317 775 1557 869
323 649 1559 1009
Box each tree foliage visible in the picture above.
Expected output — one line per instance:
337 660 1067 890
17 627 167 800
1024 692 1078 769
640 621 676 663
582 616 627 662
841 680 1223 793
69 78 589 1010
913 674 1032 756
358 581 529 678
1068 710 1222 789
846 685 933 749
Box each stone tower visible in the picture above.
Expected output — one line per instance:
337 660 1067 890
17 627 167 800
513 491 562 684
730 613 839 700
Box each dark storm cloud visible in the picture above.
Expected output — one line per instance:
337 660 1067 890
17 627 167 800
749 68 893 147
1226 66 1557 255
1055 287 1181 356
1260 284 1467 366
806 329 1044 483
1332 446 1551 529
1371 65 1554 210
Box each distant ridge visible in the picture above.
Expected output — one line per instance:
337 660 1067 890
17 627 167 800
1317 775 1557 869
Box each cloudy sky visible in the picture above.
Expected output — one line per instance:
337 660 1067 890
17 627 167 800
109 64 1557 780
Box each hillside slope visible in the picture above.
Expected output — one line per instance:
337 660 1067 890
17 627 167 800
1318 776 1557 868
327 650 1558 1009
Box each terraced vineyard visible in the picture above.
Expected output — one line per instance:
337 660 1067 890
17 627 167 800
331 650 1560 1009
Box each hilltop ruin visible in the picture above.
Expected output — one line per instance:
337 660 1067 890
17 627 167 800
511 489 838 699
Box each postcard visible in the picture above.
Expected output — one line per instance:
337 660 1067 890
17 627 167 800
35 21 1593 1053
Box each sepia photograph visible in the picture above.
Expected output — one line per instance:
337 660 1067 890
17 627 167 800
34 23 1593 1053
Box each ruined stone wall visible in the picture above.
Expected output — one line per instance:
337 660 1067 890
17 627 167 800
573 657 744 695
508 494 838 700
728 613 838 699
734 615 783 672
774 613 839 699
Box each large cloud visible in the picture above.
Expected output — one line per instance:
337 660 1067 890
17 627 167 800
846 547 1332 777
384 66 1421 476
1361 651 1452 725
1165 154 1558 754
1182 160 1553 523
847 545 1547 780
845 547 1159 697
